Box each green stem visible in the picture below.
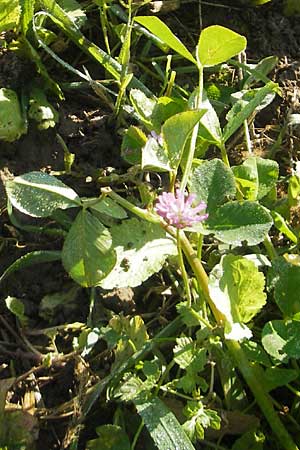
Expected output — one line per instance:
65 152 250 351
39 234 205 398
220 142 230 168
180 64 203 192
264 234 278 261
176 229 192 306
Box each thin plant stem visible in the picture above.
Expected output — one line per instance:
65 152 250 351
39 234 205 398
197 233 204 259
131 419 144 450
180 64 203 192
176 229 192 307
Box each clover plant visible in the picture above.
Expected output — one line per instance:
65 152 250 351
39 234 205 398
3 16 300 450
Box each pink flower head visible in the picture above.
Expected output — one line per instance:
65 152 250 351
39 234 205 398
154 189 208 229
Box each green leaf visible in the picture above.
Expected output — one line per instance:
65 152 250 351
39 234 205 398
209 255 266 340
5 172 81 217
189 159 236 216
62 210 116 287
268 257 300 317
142 135 172 172
0 88 27 142
135 397 196 450
271 211 297 243
162 110 206 170
232 156 279 201
262 320 300 361
134 16 196 64
151 97 186 131
197 25 246 67
129 89 156 126
174 337 207 371
231 430 265 450
183 400 221 442
86 425 130 450
5 297 27 326
0 0 20 33
241 340 271 367
263 367 298 392
57 0 87 28
121 125 147 165
88 197 127 219
223 82 278 142
0 250 62 285
99 218 177 289
243 56 278 88
207 201 273 246
109 315 149 369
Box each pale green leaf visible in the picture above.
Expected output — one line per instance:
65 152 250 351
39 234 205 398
162 110 205 170
62 210 116 287
209 255 266 340
100 218 177 289
135 16 196 64
88 197 127 219
136 397 196 450
142 136 172 172
0 88 27 142
5 297 27 325
130 89 156 126
197 25 246 67
207 201 273 246
5 172 81 217
0 0 20 33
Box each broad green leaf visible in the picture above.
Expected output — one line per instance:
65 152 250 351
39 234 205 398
209 255 266 340
262 320 300 361
121 125 147 165
86 425 130 450
222 82 278 142
20 0 35 36
268 257 300 317
100 218 177 289
130 89 156 126
241 340 271 367
189 159 236 215
135 16 196 64
135 397 196 450
87 198 127 219
197 25 246 67
5 172 81 217
0 250 62 285
62 210 116 287
0 0 20 33
207 201 273 246
232 156 279 200
162 110 205 170
142 135 172 172
263 367 298 392
151 97 186 131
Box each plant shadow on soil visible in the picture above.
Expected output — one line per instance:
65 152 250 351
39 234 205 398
0 0 299 448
